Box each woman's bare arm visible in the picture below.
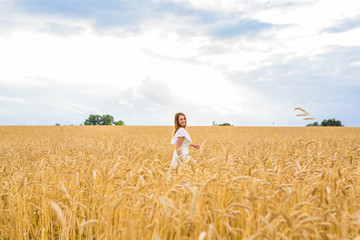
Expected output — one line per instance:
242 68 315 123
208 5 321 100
176 136 185 158
190 143 200 149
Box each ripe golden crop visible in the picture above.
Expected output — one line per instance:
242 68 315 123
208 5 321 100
1 126 360 239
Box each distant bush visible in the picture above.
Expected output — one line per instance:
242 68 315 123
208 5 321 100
218 123 232 126
114 120 125 126
212 121 233 126
307 118 343 127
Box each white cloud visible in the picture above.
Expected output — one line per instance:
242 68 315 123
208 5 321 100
52 98 101 115
145 106 156 112
118 98 134 108
251 0 360 25
0 95 27 105
350 61 360 67
0 30 152 88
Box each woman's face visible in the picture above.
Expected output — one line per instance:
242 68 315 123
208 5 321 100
178 115 186 127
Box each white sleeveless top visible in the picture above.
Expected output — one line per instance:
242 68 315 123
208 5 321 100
171 128 191 148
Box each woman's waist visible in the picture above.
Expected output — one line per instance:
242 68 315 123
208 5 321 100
175 145 190 151
181 143 190 148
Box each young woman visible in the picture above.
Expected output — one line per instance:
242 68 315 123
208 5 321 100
170 112 200 170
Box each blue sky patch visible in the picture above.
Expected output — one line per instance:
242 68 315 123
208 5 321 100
210 20 274 38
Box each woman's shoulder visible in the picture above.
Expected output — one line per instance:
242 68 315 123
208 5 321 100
175 127 188 136
173 127 191 143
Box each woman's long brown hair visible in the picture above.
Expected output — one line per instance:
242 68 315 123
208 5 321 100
174 112 186 135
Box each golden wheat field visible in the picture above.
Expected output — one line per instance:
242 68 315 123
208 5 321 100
1 126 360 239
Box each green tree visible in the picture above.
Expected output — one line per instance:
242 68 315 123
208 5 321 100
321 118 343 126
84 114 125 126
84 114 102 125
114 120 125 126
212 121 232 126
306 121 319 126
100 114 114 125
218 123 232 126
307 119 343 127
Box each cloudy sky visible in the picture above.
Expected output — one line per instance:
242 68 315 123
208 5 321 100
1 0 359 126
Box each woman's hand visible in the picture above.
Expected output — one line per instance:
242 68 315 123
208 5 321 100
191 143 200 150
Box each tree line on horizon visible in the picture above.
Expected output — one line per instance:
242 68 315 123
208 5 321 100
84 114 125 125
306 118 344 127
212 121 233 126
55 116 343 127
